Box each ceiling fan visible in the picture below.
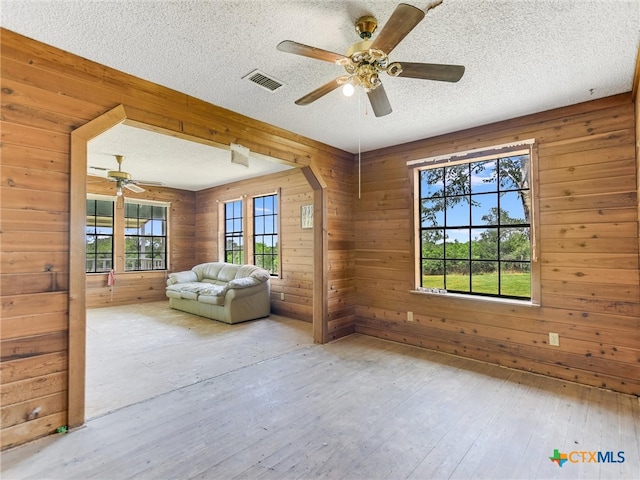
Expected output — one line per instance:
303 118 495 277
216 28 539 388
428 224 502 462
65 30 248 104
277 1 464 117
88 155 163 196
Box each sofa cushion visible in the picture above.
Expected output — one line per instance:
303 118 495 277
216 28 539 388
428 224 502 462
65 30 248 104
196 284 227 297
179 289 199 300
197 293 226 305
167 282 200 293
165 289 182 299
197 282 227 305
200 278 228 287
192 263 225 281
217 264 241 282
166 282 227 303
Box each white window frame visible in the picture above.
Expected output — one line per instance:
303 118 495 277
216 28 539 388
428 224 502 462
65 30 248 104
409 140 540 305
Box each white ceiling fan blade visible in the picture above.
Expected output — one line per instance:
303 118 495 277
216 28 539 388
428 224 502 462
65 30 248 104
124 183 145 193
134 180 164 186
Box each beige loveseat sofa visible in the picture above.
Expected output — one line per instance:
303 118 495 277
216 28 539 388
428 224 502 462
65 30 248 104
166 262 271 324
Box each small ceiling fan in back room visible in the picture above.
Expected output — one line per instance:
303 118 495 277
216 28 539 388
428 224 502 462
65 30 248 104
88 155 163 197
277 1 465 117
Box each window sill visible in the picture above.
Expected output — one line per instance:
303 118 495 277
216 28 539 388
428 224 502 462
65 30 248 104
409 289 539 307
86 270 168 275
123 270 168 273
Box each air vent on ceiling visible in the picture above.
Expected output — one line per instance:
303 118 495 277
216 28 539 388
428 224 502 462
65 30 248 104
243 69 284 92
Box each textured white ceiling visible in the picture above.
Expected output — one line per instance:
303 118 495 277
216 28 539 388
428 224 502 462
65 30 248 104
87 124 293 191
2 0 639 189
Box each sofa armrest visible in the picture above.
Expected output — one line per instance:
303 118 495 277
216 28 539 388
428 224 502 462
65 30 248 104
225 283 267 301
167 270 198 286
227 277 263 289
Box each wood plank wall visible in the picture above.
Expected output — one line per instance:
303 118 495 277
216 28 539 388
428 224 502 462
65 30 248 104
195 169 315 322
4 24 632 451
317 158 356 340
0 28 353 449
354 93 640 395
85 176 196 308
636 80 640 237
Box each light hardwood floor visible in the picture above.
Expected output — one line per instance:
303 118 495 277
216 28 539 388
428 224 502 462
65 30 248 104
84 302 314 419
2 302 639 479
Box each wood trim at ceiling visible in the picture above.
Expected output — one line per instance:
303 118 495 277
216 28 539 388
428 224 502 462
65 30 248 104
69 105 128 428
301 166 328 343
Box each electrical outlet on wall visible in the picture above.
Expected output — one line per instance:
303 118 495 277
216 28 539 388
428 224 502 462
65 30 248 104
549 332 560 347
407 311 414 322
280 292 285 301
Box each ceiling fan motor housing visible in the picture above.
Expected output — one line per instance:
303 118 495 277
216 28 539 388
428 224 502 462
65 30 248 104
109 155 132 181
355 15 377 39
107 170 131 181
346 39 374 58
344 39 402 91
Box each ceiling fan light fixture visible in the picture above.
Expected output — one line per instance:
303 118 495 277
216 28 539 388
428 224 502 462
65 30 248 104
342 82 355 97
104 155 148 197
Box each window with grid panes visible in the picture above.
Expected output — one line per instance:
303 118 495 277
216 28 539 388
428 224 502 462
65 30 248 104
86 199 114 273
253 194 278 275
418 153 532 300
124 203 167 271
224 200 244 264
